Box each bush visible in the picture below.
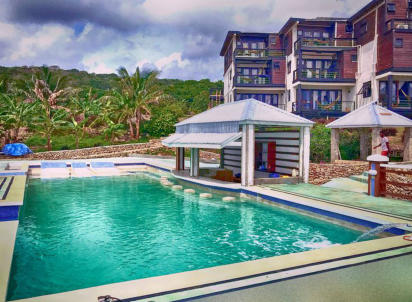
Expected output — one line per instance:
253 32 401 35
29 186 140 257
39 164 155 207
310 124 331 163
339 129 360 160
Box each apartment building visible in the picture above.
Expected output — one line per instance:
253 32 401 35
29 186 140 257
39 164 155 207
220 0 412 118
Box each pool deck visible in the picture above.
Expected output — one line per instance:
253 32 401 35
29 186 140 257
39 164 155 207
1 156 412 302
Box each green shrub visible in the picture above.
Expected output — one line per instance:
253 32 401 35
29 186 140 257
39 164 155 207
310 124 331 163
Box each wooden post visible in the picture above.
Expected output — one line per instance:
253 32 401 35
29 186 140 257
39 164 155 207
330 128 340 163
298 127 304 179
359 128 369 160
175 147 185 171
404 127 412 162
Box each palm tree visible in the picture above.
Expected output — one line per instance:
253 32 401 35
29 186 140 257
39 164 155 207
116 67 170 139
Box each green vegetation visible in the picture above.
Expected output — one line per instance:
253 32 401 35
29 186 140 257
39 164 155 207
0 65 222 151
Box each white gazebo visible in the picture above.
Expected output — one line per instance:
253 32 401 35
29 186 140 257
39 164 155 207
163 99 314 186
326 101 412 162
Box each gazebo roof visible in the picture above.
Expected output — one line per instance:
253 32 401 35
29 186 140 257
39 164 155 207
176 99 314 127
163 99 313 149
326 102 412 129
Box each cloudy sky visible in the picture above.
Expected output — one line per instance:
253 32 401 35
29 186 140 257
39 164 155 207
0 0 370 81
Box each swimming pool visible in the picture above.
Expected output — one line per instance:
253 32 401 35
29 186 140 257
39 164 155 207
8 172 364 300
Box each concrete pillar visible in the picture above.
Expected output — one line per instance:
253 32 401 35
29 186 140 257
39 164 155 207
371 128 381 155
241 124 255 187
298 127 304 178
387 75 393 109
220 149 224 169
360 128 369 160
303 126 311 184
190 148 199 177
404 127 412 162
330 128 340 163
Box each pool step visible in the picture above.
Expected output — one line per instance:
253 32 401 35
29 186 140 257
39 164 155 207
0 176 14 200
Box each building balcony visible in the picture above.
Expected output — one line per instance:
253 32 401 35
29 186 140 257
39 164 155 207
234 48 285 59
385 19 412 33
293 69 355 83
234 75 272 86
294 38 356 52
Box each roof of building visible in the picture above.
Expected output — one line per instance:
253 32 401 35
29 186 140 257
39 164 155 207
176 98 314 127
349 0 384 23
219 31 273 56
162 132 242 149
326 102 412 129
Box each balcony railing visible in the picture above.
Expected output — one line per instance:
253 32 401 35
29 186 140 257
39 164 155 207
294 38 356 51
385 19 412 32
294 69 346 82
234 48 285 58
234 75 271 86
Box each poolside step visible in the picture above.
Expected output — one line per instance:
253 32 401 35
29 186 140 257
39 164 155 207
349 174 368 184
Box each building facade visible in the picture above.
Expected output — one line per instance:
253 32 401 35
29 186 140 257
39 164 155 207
220 0 412 118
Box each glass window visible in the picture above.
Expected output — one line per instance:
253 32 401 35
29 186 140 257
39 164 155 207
251 42 257 49
298 30 303 36
324 60 332 69
306 60 313 68
287 61 291 74
321 91 328 104
387 3 396 13
258 42 265 49
313 90 319 109
304 31 313 37
242 42 248 48
314 32 321 38
273 95 279 106
363 82 372 98
395 38 403 48
360 22 368 35
251 69 258 75
243 69 249 75
323 32 330 38
351 55 358 62
316 60 322 69
273 62 280 69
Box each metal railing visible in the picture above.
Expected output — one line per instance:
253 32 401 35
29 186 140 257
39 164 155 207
294 69 342 81
294 38 356 51
385 19 412 32
234 75 271 85
300 101 342 112
234 48 285 58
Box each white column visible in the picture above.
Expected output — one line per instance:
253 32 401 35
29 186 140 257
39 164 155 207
371 128 381 155
360 128 369 161
330 128 340 163
298 127 304 178
404 127 412 162
241 124 255 186
303 126 311 184
190 148 199 177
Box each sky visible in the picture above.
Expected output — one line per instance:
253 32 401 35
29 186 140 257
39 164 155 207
0 0 371 81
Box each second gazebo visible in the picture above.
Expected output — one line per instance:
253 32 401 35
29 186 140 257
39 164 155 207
326 101 412 162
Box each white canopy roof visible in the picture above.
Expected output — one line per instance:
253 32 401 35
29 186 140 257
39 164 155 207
326 102 412 129
162 132 242 149
176 99 314 128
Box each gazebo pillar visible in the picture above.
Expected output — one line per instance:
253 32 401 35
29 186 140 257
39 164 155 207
371 128 382 155
241 124 255 187
190 148 199 177
360 128 369 160
175 147 185 171
330 128 340 163
404 127 412 162
303 126 311 183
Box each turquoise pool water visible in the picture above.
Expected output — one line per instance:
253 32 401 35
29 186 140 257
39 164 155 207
8 173 363 300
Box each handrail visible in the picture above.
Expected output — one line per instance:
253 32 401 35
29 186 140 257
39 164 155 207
294 68 341 81
385 19 412 32
234 48 285 58
294 37 356 50
234 75 271 85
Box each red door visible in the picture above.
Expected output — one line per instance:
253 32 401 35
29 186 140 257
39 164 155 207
267 142 276 173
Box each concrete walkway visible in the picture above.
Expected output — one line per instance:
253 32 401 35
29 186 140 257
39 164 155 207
262 183 412 220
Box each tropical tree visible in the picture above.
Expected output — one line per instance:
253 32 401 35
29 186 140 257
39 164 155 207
32 108 68 151
0 93 35 143
115 67 170 139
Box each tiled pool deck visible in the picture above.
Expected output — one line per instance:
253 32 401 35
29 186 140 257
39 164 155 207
262 183 412 220
1 156 412 302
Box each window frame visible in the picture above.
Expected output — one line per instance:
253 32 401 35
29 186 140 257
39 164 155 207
387 3 396 13
363 81 372 98
351 55 358 62
395 38 403 48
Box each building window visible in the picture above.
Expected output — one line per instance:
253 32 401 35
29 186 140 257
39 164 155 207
360 21 368 35
287 90 291 102
387 3 396 13
287 61 291 74
351 55 358 62
304 31 313 37
363 82 372 98
270 37 277 45
322 32 330 39
273 62 280 70
314 32 321 38
298 30 303 36
395 38 403 48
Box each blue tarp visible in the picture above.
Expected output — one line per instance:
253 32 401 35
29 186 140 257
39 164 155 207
2 143 32 156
